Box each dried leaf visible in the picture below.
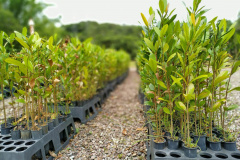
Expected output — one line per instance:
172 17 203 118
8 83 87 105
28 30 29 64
49 150 57 158
136 127 147 131
29 78 36 88
48 59 53 67
53 78 60 85
122 128 127 135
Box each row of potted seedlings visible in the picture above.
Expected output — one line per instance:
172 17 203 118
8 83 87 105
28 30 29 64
0 28 130 142
138 0 240 158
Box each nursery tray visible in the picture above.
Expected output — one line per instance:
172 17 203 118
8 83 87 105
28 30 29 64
0 116 76 160
147 123 240 160
59 96 102 124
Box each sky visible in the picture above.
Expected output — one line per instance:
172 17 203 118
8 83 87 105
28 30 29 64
42 0 240 26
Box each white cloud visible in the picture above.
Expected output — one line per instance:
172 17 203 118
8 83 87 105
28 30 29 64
42 0 240 25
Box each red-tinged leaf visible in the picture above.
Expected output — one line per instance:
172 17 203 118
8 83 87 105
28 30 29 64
29 78 36 88
48 59 53 67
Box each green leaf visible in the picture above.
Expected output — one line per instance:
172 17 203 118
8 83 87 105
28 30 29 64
191 75 208 83
171 75 182 87
157 80 167 89
187 83 194 95
163 43 169 53
22 27 27 37
177 53 184 66
228 87 240 93
144 38 154 51
159 0 165 14
5 58 27 75
48 36 53 50
148 54 157 73
214 71 229 85
231 60 240 75
144 101 154 106
15 99 25 103
222 28 235 44
177 101 186 111
183 23 189 41
167 53 176 62
224 104 239 111
15 37 30 50
163 107 170 114
17 90 26 95
198 89 211 99
149 83 155 91
212 101 222 112
154 27 161 37
172 93 181 102
160 24 168 38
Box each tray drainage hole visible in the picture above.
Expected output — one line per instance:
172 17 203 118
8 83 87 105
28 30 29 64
215 153 228 159
170 152 181 158
4 147 16 151
0 146 5 150
14 141 25 145
16 147 27 152
2 136 11 140
155 151 167 157
232 153 240 159
0 136 2 138
25 141 35 145
0 141 3 144
3 141 14 145
200 153 212 159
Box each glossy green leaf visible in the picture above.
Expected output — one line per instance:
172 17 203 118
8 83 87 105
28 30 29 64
167 53 176 62
15 99 26 103
144 38 154 51
224 104 239 111
163 107 170 114
157 80 167 89
198 89 211 99
144 101 154 106
177 101 186 111
163 43 169 53
15 37 30 50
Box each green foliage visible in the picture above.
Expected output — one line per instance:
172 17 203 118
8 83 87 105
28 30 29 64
0 28 130 130
138 0 240 148
64 21 142 59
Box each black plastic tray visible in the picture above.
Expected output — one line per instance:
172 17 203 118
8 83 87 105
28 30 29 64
0 116 76 160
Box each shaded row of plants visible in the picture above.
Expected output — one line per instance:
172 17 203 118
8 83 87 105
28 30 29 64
137 0 240 157
0 28 130 140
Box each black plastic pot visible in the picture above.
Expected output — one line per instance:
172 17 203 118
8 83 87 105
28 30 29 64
11 129 21 140
153 139 166 150
193 135 207 151
1 125 12 135
20 130 31 140
207 138 221 151
222 141 237 151
167 138 179 150
48 121 54 131
52 118 59 127
41 124 48 135
31 129 43 140
164 131 171 137
182 144 198 158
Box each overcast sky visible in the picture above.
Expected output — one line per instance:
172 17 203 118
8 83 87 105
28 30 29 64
42 0 240 26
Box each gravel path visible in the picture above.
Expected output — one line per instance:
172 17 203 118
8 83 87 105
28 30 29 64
56 69 147 160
